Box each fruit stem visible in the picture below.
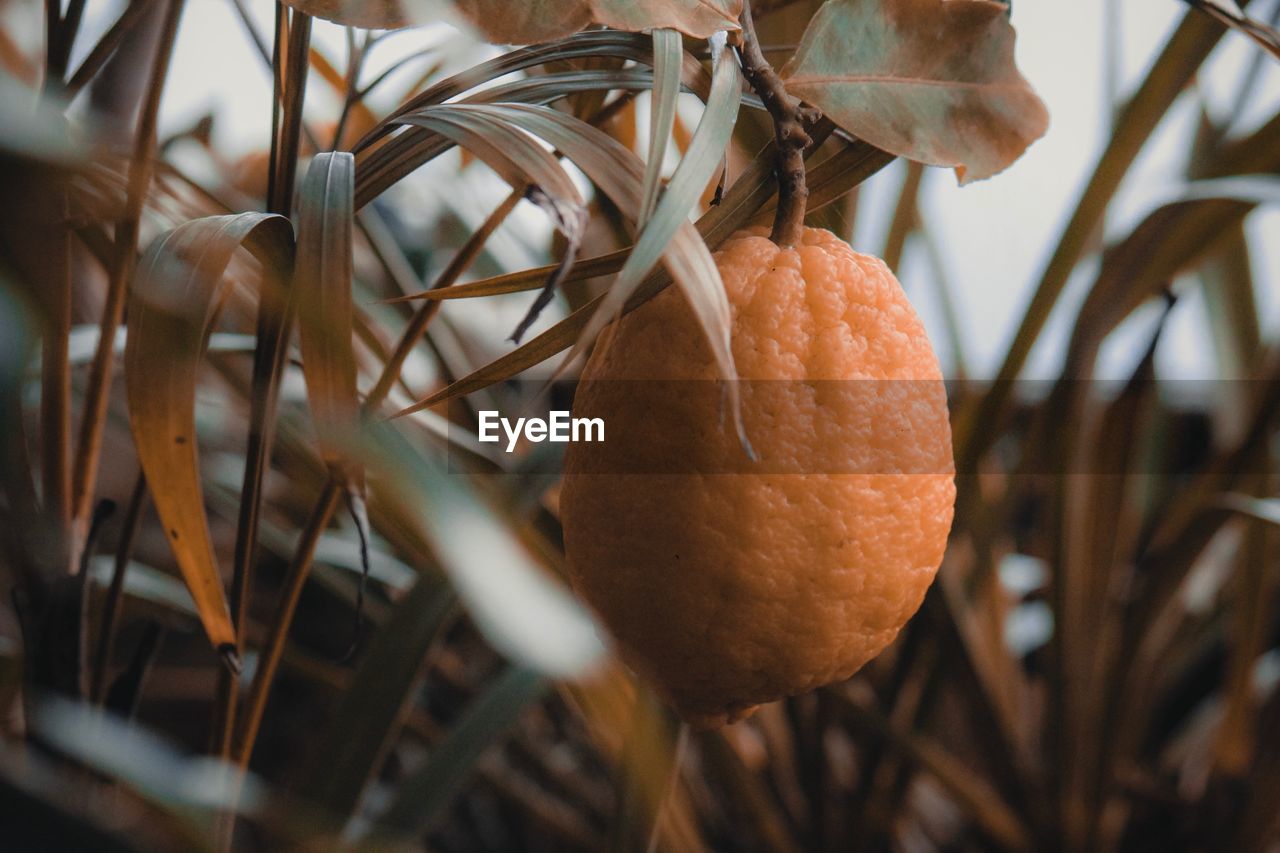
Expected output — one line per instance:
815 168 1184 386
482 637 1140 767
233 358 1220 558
735 0 820 248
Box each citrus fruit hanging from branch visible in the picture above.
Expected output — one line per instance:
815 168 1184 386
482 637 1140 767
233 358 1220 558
558 0 1045 725
560 226 957 727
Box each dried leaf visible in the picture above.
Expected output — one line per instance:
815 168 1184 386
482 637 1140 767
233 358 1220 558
533 37 741 359
394 83 743 425
296 153 362 492
1069 176 1280 360
592 0 741 38
953 6 1244 471
448 0 739 44
394 133 883 413
124 214 294 654
783 0 1048 183
280 0 417 29
390 105 586 341
640 29 683 227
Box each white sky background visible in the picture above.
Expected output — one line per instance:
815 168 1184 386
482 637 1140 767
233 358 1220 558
26 0 1280 381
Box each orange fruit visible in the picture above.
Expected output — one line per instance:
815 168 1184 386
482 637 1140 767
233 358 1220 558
561 226 955 727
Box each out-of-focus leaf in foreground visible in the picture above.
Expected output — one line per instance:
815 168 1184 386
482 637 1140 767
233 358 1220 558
366 420 606 679
124 214 294 653
0 74 86 165
31 697 264 814
783 0 1048 183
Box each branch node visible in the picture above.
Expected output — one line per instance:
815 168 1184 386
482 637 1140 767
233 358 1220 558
734 0 818 247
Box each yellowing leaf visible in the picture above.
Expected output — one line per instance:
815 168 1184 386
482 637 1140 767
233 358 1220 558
124 214 294 654
783 0 1048 183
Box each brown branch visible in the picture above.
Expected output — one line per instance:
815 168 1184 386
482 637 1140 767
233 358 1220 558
734 0 820 247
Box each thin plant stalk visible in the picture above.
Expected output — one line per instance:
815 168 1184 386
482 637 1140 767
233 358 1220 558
90 472 148 705
214 2 313 764
70 0 186 557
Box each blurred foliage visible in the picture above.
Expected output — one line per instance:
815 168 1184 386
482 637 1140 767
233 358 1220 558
0 0 1279 851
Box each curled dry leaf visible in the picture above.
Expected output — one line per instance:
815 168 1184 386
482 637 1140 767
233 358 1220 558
124 214 294 654
783 0 1049 183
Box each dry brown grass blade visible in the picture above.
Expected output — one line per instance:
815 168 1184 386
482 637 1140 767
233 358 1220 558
832 688 1032 851
391 107 587 342
383 249 630 304
1067 199 1255 364
1184 0 1280 59
267 7 312 216
560 666 708 852
123 213 294 655
355 30 656 151
1213 474 1275 776
883 160 924 271
233 481 342 767
296 152 361 491
64 0 163 98
954 4 1245 471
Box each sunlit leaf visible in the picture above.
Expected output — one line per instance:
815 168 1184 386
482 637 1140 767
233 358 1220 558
783 0 1048 183
123 214 294 653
